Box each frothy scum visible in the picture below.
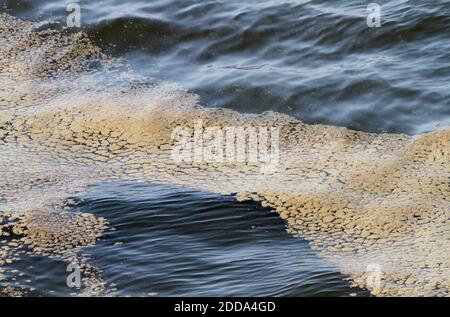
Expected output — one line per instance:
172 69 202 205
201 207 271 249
0 14 448 296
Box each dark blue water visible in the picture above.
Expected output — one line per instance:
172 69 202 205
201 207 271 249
3 0 449 134
1 183 369 297
1 0 448 296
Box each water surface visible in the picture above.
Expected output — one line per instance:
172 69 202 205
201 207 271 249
1 183 370 297
1 0 448 296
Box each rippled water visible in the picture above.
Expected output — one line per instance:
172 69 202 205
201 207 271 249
2 183 369 297
3 0 449 134
1 0 448 296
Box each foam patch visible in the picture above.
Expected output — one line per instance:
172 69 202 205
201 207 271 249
0 14 449 296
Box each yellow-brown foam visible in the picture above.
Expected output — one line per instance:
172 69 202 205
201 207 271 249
0 14 449 296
